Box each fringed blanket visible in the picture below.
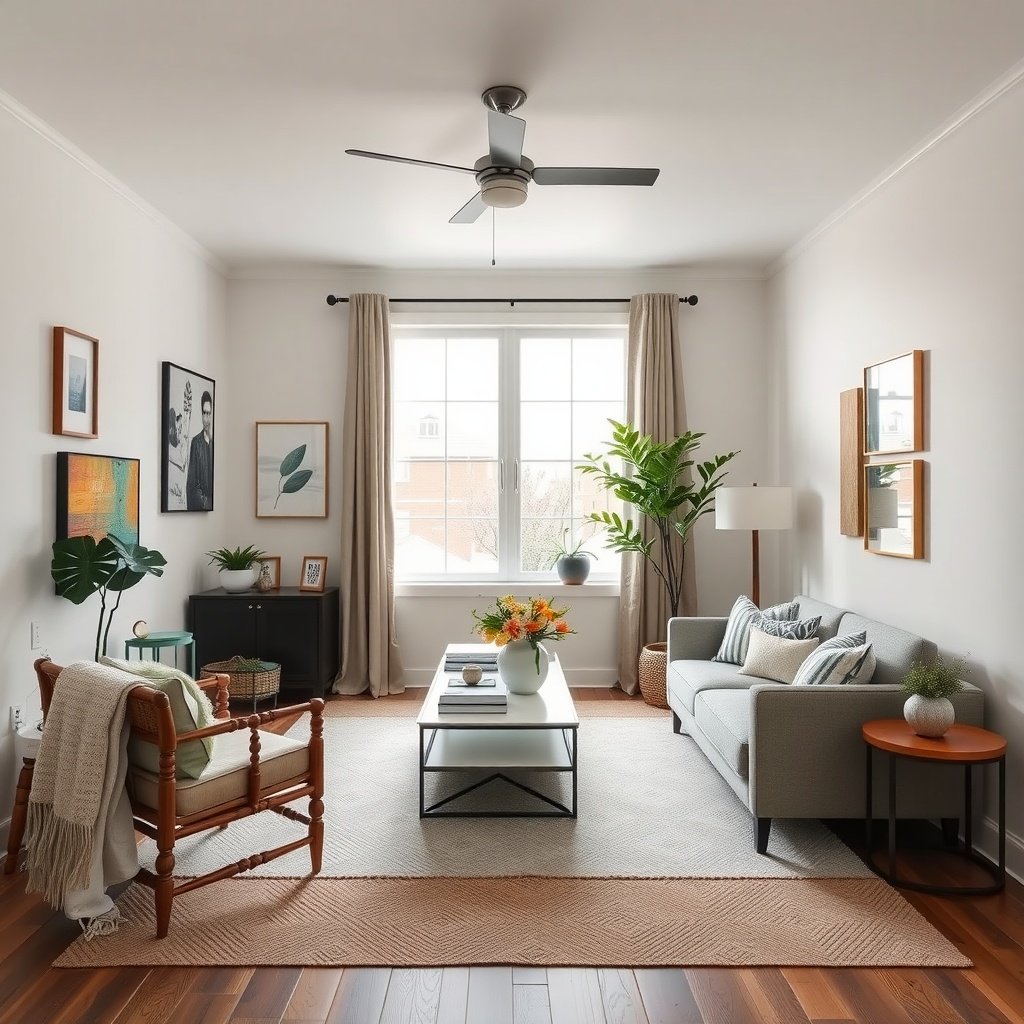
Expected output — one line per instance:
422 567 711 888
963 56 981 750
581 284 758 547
26 661 140 919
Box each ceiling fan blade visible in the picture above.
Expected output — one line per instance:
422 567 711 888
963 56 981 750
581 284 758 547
449 193 488 224
487 109 525 168
345 149 476 175
532 166 660 186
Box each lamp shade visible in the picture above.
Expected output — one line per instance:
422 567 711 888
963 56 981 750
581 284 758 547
715 487 793 531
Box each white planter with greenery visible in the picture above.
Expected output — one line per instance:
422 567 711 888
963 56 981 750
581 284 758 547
207 545 266 595
901 655 966 738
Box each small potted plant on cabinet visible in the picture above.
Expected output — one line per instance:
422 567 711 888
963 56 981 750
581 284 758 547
549 529 596 585
206 545 267 594
901 655 966 737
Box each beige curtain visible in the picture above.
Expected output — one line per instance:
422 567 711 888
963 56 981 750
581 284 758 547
617 293 696 694
333 294 404 697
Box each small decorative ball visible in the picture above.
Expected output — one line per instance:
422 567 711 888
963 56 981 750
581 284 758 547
462 664 483 685
132 619 150 639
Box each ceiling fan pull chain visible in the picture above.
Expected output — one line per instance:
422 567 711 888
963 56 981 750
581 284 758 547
492 208 496 266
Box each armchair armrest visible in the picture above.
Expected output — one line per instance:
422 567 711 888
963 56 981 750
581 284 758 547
667 616 728 662
197 672 231 719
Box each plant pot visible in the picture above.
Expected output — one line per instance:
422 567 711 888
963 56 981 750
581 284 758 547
219 567 258 593
903 694 955 737
497 639 549 695
555 554 592 585
638 641 669 708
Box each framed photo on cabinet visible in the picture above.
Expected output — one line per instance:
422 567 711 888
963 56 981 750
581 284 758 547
299 555 328 592
52 326 99 438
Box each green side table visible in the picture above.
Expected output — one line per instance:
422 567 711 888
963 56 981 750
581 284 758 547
124 630 196 678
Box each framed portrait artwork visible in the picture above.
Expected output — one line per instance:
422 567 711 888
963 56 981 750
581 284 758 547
255 555 281 591
161 362 216 512
299 555 328 592
256 421 329 518
56 451 140 545
52 326 99 438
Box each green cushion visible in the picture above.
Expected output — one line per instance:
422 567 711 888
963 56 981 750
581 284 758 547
101 657 215 779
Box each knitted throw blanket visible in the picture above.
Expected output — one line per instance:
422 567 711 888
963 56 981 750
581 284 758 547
26 661 139 909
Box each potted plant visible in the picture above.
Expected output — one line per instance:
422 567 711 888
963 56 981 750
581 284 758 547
206 545 267 593
549 529 596 585
901 655 966 737
579 420 738 705
51 534 167 661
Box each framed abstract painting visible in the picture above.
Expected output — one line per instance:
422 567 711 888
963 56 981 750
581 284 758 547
161 362 216 512
56 452 140 545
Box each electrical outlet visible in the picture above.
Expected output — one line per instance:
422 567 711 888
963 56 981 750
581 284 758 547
10 706 23 731
30 621 41 651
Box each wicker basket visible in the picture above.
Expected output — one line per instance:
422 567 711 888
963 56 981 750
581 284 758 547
637 641 669 709
200 655 281 706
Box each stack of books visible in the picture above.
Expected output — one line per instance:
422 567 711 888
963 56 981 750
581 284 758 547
443 650 499 673
438 675 508 714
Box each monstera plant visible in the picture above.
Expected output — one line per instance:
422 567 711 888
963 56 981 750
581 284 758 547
51 534 167 660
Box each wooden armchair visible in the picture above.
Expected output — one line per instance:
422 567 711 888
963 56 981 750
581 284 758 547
8 658 325 938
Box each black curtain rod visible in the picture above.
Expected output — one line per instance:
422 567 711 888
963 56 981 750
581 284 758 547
326 294 698 307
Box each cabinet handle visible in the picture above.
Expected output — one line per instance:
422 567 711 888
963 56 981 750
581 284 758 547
256 605 262 610
248 604 253 610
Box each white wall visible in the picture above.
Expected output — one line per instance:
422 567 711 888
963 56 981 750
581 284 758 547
225 269 776 684
770 76 1024 874
0 98 228 814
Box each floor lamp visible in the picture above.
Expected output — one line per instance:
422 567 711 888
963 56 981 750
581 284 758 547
715 485 793 607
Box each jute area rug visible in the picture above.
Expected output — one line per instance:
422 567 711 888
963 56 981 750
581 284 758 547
55 700 969 968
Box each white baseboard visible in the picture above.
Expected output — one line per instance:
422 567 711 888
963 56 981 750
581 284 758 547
400 667 617 687
976 814 1024 887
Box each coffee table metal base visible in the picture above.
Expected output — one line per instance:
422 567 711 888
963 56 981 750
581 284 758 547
419 725 578 818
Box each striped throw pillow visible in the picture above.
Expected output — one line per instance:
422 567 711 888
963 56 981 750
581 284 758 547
758 616 822 641
712 595 800 665
792 631 875 686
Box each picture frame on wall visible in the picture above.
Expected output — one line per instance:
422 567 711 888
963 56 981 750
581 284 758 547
52 326 99 438
56 451 140 545
255 421 329 518
299 555 328 592
161 362 216 512
256 555 281 591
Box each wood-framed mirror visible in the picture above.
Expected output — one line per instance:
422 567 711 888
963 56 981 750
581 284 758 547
864 459 924 559
863 350 923 456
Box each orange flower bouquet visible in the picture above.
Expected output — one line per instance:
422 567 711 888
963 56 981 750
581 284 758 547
471 595 575 673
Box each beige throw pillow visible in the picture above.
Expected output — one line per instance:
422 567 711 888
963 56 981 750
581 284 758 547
738 627 820 685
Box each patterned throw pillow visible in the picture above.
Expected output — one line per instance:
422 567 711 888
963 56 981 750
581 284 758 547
792 631 876 686
712 595 800 665
738 627 821 684
757 616 822 641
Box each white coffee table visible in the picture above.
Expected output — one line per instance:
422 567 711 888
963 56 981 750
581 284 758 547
416 643 579 818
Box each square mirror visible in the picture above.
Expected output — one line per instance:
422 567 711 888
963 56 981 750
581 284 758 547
863 350 923 455
864 460 923 559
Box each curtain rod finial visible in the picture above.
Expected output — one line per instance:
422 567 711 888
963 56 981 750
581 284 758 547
326 294 339 306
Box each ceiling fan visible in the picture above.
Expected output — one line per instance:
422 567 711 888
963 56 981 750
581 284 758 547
346 86 660 224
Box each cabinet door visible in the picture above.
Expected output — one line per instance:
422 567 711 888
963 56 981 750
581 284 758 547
192 598 258 671
256 599 319 686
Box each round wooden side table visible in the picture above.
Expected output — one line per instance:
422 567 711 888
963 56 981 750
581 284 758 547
124 629 196 677
863 718 1006 895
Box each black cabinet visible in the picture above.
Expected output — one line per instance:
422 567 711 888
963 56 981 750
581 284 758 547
189 587 340 698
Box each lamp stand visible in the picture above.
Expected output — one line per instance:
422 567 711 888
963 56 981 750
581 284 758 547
751 528 760 608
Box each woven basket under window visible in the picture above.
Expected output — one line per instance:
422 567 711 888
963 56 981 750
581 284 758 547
637 641 669 709
200 655 281 703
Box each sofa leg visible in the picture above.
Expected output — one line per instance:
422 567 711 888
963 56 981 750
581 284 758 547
941 817 960 847
756 817 771 855
672 712 682 734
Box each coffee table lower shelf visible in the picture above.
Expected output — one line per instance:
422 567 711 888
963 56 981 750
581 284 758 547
418 724 578 818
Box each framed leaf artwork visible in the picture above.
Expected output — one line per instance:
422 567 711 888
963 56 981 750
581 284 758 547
255 421 328 518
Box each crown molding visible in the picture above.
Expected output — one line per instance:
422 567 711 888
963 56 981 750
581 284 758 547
769 56 1024 277
0 87 226 274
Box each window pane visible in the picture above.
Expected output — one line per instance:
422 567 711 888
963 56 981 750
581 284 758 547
394 461 444 516
521 338 571 400
520 518 571 573
394 517 445 575
521 461 572 519
574 467 622 520
448 402 498 458
447 337 499 400
447 461 499 519
573 337 624 401
521 402 571 460
572 402 622 460
394 338 445 400
447 520 499 573
580 520 621 576
394 401 444 461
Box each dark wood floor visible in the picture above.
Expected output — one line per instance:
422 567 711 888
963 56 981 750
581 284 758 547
2 688 1022 1024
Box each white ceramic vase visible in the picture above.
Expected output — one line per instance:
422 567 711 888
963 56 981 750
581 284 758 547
497 639 549 695
219 567 258 593
903 694 955 737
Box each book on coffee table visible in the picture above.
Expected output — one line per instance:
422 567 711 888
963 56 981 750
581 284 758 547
437 703 508 714
446 676 498 688
439 680 508 705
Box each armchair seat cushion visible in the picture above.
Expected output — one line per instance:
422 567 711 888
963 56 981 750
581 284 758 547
693 690 752 780
130 730 309 816
668 659 767 715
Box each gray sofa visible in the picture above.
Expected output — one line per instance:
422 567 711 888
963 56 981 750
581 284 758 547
667 594 984 853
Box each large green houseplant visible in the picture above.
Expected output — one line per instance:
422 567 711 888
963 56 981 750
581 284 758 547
51 534 167 660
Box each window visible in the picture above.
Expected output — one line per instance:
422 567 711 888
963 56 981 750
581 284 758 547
392 327 626 581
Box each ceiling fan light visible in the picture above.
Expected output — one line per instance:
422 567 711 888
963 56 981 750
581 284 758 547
481 175 528 208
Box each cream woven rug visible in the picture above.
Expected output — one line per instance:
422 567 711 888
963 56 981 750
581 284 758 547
55 700 969 968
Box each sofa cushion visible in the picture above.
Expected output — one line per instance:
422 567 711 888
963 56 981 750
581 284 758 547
792 632 874 686
694 690 752 779
739 628 820 684
668 658 769 715
758 616 822 641
836 613 936 686
712 596 799 665
793 596 847 641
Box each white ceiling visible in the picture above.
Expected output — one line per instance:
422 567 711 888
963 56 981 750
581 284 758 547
2 1 1023 270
